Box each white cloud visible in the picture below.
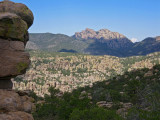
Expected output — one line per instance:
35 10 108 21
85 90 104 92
131 38 138 43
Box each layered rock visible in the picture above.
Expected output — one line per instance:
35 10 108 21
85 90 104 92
0 1 34 120
0 0 34 28
0 0 34 89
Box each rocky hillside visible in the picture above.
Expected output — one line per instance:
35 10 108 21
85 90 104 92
33 63 160 120
13 51 160 97
27 29 160 57
20 51 160 120
73 28 133 49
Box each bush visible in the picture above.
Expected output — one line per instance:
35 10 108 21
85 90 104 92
70 108 123 120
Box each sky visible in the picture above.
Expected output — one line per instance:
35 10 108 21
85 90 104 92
8 0 160 42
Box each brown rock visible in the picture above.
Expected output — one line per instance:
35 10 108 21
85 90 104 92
0 79 13 89
0 1 34 28
0 111 34 120
0 90 34 113
156 36 160 41
0 1 34 119
144 71 153 77
96 101 113 108
0 39 30 81
0 13 28 41
0 39 25 51
74 28 128 40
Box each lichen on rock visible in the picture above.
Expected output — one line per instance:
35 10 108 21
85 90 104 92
0 0 34 28
0 0 34 119
0 0 34 87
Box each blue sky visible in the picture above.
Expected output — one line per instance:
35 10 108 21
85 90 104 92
9 0 160 42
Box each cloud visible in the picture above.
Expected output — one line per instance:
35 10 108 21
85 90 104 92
131 38 138 43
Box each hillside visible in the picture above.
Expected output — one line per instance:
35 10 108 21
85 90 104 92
13 51 160 97
32 63 160 120
27 33 88 53
26 29 160 57
131 37 160 55
16 51 160 120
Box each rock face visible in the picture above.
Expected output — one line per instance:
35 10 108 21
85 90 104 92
73 28 133 49
74 28 126 40
72 28 134 56
0 0 33 89
0 0 34 28
0 90 35 120
0 13 28 41
0 1 34 120
156 36 160 41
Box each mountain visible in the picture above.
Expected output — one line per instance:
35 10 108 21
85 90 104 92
73 28 133 56
27 33 88 53
26 29 160 57
73 28 133 49
131 36 160 55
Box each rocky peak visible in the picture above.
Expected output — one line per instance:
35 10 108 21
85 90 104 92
73 28 128 41
156 36 160 41
74 28 97 40
85 28 95 33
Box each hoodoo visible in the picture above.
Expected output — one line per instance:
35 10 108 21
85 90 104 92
0 1 35 120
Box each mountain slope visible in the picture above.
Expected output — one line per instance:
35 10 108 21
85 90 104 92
27 33 89 53
26 29 160 57
73 28 133 49
130 37 160 55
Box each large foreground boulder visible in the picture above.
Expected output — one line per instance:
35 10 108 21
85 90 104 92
0 0 34 89
0 0 34 119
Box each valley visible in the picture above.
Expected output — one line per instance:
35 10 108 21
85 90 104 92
13 51 160 97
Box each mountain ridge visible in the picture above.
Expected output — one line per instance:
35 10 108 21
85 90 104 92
26 28 160 57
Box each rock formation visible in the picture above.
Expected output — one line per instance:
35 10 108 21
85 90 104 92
73 28 133 50
156 36 160 41
0 90 35 120
0 0 34 89
73 28 127 40
0 1 34 120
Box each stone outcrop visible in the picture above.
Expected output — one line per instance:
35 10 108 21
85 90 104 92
0 1 34 120
73 28 133 49
0 90 35 120
156 36 160 41
74 28 127 40
0 0 33 89
0 0 34 28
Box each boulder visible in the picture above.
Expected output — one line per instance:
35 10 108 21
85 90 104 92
0 13 28 41
0 39 30 78
0 90 35 113
144 71 153 77
0 111 34 120
0 0 34 28
0 1 34 119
